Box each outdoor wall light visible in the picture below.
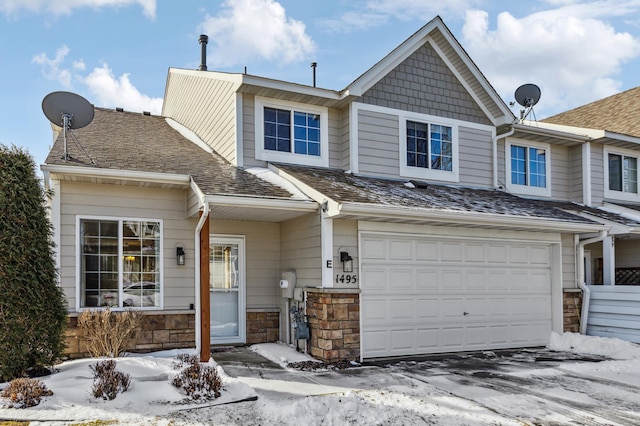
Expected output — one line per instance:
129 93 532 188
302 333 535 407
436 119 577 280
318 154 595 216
340 251 353 273
176 246 185 266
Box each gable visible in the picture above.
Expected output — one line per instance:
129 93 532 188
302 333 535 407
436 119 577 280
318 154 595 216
361 42 491 126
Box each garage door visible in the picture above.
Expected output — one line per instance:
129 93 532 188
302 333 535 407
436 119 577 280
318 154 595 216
360 233 553 358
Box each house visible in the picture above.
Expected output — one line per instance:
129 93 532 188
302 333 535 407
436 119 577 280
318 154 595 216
43 16 628 362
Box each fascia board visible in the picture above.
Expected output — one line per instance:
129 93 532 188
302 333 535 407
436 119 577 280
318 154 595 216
339 203 606 233
204 194 317 212
167 67 244 86
602 130 640 146
513 122 593 142
523 120 604 139
40 164 191 186
239 74 342 100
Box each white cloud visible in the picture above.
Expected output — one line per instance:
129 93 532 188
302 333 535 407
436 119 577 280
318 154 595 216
0 0 156 19
199 0 315 67
83 63 163 114
32 45 74 88
461 4 640 116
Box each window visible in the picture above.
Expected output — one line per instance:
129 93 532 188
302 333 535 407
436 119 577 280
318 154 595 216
505 140 550 197
255 97 328 167
608 153 638 193
78 218 162 309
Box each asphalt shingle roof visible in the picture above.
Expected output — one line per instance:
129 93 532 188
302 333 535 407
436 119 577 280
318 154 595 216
276 164 598 224
45 108 294 199
543 86 640 138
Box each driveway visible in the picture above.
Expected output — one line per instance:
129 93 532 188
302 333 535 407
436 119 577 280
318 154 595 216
175 347 640 425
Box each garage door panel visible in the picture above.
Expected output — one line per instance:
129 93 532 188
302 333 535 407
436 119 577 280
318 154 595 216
361 233 554 358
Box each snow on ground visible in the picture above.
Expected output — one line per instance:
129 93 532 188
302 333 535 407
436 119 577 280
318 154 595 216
0 332 639 425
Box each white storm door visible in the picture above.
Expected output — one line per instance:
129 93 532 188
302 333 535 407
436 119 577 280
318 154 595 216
210 236 246 344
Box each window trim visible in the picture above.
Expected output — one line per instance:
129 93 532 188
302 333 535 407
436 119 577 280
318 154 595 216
75 215 164 311
505 138 551 197
604 146 640 202
255 97 329 167
399 112 459 183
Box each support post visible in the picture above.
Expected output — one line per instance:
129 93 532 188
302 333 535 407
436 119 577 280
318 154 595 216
199 213 211 361
603 235 615 285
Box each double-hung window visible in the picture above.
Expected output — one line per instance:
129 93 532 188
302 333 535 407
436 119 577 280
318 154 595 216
505 140 550 197
255 97 328 167
400 114 459 182
605 149 639 201
78 217 162 309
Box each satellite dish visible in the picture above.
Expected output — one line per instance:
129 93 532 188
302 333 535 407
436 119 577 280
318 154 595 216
514 84 541 108
42 91 94 160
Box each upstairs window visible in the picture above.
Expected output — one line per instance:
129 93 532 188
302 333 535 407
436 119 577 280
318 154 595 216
505 140 550 197
608 153 638 194
255 97 328 167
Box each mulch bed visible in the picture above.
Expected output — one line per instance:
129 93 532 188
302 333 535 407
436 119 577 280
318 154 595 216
287 359 360 371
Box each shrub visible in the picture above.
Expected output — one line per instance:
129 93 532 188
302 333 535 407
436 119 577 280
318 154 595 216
78 309 142 358
0 145 68 382
1 377 53 408
171 355 222 400
90 360 131 401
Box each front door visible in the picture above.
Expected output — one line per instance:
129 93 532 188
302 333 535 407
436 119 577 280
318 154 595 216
210 236 245 344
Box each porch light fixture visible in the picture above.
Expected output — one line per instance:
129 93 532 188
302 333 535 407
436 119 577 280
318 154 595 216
176 246 185 266
340 251 353 273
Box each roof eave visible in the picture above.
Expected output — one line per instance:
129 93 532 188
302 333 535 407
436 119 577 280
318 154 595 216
40 164 192 186
204 194 318 212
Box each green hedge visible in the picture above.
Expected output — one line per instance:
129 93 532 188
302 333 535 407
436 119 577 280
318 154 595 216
0 145 67 381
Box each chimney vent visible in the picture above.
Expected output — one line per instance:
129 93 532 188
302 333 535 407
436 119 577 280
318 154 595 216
311 62 317 87
199 34 208 71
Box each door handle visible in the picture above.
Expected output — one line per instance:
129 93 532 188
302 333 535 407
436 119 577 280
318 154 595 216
463 312 469 316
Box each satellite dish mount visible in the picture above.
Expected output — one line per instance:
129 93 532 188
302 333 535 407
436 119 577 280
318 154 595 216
42 91 94 161
514 84 541 122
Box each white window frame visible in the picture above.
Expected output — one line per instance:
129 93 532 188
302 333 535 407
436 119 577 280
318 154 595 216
604 146 640 202
255 96 329 167
399 111 459 183
75 215 164 311
505 138 551 197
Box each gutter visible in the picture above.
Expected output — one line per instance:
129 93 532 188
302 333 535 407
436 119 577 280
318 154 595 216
492 126 515 189
193 182 209 358
575 230 608 335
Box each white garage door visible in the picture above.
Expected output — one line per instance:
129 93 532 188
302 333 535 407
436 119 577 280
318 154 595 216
360 233 553 359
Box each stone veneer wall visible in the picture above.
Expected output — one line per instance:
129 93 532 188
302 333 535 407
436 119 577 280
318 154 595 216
246 310 280 345
563 289 583 333
64 311 196 359
305 289 360 362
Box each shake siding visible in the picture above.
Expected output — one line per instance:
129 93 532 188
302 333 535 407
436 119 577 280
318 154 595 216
333 219 358 289
551 145 571 200
358 109 399 177
570 145 583 203
458 126 492 188
58 182 195 311
164 73 238 164
591 144 605 205
561 234 576 289
209 220 280 309
360 42 491 125
280 214 321 287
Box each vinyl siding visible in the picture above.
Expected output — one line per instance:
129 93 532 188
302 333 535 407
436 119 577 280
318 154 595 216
561 234 576 289
360 41 491 126
280 213 321 287
341 107 351 170
613 239 640 268
333 219 358 289
57 181 195 311
357 109 399 178
458 126 493 188
163 72 238 165
570 145 583 203
591 143 605 205
328 108 342 168
209 220 280 309
551 145 571 200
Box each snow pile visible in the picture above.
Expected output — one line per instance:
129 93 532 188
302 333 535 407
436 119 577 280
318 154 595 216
250 342 321 368
548 331 640 360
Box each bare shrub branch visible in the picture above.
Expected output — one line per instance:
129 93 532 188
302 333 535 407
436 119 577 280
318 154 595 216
78 309 142 357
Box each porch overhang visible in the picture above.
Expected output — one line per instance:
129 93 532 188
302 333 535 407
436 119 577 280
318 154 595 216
203 194 318 222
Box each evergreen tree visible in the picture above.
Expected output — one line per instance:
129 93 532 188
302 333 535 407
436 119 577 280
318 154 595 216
0 145 67 381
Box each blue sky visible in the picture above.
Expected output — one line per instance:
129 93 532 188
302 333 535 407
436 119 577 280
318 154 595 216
2 0 640 168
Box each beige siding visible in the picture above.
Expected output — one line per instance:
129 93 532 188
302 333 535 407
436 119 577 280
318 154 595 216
613 239 640 269
58 182 195 311
458 126 493 188
333 219 358 289
561 234 576 289
357 109 400 177
280 213 322 287
163 72 238 164
209 220 280 309
360 41 491 125
328 108 342 168
591 143 605 205
341 107 351 170
551 145 571 200
570 145 583 203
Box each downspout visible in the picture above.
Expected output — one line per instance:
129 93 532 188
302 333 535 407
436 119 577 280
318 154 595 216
576 230 607 335
194 199 210 356
493 126 516 189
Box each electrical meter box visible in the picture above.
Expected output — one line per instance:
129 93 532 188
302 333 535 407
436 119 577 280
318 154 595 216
280 270 296 299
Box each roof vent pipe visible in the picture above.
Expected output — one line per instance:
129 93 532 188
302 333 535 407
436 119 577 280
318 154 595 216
311 62 317 87
198 35 208 71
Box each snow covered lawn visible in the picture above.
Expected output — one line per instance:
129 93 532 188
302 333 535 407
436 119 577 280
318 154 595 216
1 332 639 425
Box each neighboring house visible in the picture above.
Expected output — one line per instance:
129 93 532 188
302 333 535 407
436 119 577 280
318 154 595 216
44 16 629 363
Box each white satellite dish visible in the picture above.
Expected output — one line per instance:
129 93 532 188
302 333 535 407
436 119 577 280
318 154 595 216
514 84 541 121
42 91 94 160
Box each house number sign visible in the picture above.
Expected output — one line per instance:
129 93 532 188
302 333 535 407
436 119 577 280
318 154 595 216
335 274 357 284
